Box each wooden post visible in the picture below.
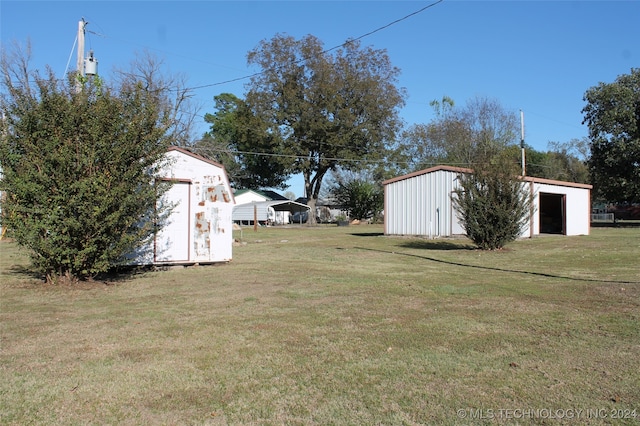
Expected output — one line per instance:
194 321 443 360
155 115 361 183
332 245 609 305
253 204 258 232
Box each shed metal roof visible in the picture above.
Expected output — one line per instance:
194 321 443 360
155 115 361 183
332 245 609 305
383 165 592 190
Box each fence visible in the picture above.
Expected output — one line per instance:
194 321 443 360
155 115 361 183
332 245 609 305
591 213 615 222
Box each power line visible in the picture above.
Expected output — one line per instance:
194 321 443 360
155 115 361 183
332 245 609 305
6 1 446 96
189 145 531 170
523 109 585 130
339 0 444 46
193 146 396 165
185 0 445 92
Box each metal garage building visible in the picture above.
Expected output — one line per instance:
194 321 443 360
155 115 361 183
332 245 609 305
383 165 592 238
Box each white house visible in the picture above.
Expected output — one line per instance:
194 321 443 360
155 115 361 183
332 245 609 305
383 165 592 238
233 189 309 225
133 146 235 265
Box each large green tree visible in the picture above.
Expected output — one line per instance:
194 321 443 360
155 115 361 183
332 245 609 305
582 68 640 203
0 45 190 284
243 34 406 224
196 93 291 189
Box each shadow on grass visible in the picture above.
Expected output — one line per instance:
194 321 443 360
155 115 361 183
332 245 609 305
95 265 155 284
349 233 476 250
350 232 385 237
6 263 152 286
400 240 476 251
7 264 43 281
355 247 640 285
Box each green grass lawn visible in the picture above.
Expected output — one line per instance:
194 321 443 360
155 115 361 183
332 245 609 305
1 225 639 425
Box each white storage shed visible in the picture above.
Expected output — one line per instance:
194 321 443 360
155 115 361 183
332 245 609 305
383 165 592 238
133 146 235 265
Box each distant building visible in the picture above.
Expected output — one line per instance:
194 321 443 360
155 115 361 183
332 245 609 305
233 189 308 226
294 197 347 223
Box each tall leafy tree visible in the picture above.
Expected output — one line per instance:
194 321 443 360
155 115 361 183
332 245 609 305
243 34 406 224
0 45 190 284
399 96 519 172
195 93 248 187
500 139 589 184
542 139 590 183
582 68 640 203
452 158 533 250
196 93 291 189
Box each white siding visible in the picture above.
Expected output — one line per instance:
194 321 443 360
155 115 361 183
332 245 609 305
155 181 191 262
385 169 461 237
233 202 274 222
133 147 235 265
190 178 234 262
531 182 591 236
163 149 230 185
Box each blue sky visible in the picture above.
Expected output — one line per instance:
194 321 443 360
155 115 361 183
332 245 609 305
2 1 638 197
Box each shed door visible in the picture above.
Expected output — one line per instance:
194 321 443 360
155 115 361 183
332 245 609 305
539 193 566 235
155 181 190 262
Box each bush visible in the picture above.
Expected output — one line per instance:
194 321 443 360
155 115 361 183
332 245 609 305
452 160 533 250
329 174 383 221
0 52 183 283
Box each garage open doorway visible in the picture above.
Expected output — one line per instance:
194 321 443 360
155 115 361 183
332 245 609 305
539 193 566 234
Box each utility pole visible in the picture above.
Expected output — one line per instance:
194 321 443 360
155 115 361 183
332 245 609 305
76 19 86 76
75 18 98 93
75 19 86 93
520 110 526 177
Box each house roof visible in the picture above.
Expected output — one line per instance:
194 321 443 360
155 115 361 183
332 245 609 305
383 165 592 190
233 200 310 213
260 190 289 201
234 189 264 198
234 189 289 201
263 200 310 212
